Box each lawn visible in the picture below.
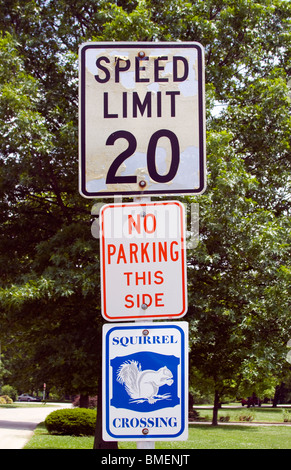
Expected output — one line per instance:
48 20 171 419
192 405 291 424
24 406 291 450
24 422 94 449
0 403 53 408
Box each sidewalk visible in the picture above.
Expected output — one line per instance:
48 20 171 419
0 403 72 449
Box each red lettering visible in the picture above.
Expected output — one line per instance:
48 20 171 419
158 242 167 261
123 292 165 308
170 241 179 261
135 272 146 285
125 294 134 308
140 243 150 262
155 293 164 307
123 270 163 286
154 270 164 284
124 272 132 285
129 243 138 263
148 271 152 284
142 294 152 307
128 214 141 234
116 244 126 264
144 213 156 234
107 244 116 264
128 213 157 235
107 241 179 265
152 242 156 262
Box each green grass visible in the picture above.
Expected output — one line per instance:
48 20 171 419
121 424 291 449
24 422 94 449
193 405 291 423
24 419 291 450
0 403 58 409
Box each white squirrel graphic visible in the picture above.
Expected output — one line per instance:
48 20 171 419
116 360 174 404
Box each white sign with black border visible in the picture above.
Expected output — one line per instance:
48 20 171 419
79 42 206 198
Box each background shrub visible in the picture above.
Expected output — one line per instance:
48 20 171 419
0 395 13 404
237 411 254 422
188 408 208 421
282 409 291 422
0 385 17 401
219 414 230 422
45 408 96 436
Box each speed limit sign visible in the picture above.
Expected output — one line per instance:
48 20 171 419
79 42 206 198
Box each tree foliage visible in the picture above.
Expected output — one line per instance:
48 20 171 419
0 1 290 430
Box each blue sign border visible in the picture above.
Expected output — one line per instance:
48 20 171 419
104 323 187 440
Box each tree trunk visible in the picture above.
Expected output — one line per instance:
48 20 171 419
93 378 118 449
212 389 220 426
272 383 284 408
79 393 89 408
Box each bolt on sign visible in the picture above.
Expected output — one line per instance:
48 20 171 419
102 321 188 442
99 201 187 321
79 42 206 198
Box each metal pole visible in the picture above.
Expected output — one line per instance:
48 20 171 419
134 195 155 450
136 440 155 449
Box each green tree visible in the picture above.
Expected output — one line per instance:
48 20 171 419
188 126 290 423
0 28 98 392
0 0 290 439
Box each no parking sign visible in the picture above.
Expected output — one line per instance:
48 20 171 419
100 200 187 321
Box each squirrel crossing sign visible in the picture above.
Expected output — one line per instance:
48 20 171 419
102 322 188 441
79 42 206 198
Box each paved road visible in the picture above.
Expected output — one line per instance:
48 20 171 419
0 403 72 449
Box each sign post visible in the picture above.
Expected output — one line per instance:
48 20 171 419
79 42 206 198
78 40 206 450
102 321 188 442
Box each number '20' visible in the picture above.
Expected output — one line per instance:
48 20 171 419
105 129 180 184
